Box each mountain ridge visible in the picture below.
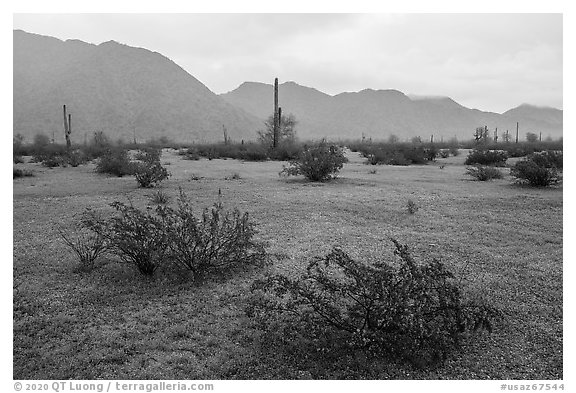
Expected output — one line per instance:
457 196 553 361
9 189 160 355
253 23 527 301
14 29 562 143
14 30 262 144
221 81 563 140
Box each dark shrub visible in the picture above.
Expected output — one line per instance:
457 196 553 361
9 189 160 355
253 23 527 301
133 149 170 188
402 147 427 164
527 151 563 169
182 148 201 161
95 149 134 177
449 146 460 156
366 145 428 165
58 227 108 272
13 168 34 179
268 142 303 161
83 203 169 276
280 142 347 181
466 165 504 181
239 144 269 161
247 239 500 368
367 149 410 166
149 190 170 205
157 190 266 280
80 191 265 278
464 149 508 166
13 155 24 164
511 159 560 187
407 199 419 214
32 144 68 166
424 146 438 161
67 150 89 167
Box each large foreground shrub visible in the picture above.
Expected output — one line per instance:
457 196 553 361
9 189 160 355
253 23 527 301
83 202 169 275
79 191 265 278
247 239 500 367
157 191 266 280
280 142 347 181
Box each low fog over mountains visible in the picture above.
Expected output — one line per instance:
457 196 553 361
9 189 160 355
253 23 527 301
14 30 562 144
221 82 562 141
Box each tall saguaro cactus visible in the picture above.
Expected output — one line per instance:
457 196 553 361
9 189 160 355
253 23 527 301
63 105 71 149
273 78 279 149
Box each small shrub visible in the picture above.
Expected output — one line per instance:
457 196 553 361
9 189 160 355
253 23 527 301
511 158 560 187
133 149 170 188
58 228 108 272
189 173 203 181
183 151 201 160
31 143 68 165
425 146 438 161
67 150 88 167
407 199 419 214
13 168 34 179
280 142 347 182
464 149 508 166
368 168 377 174
439 149 450 159
268 143 303 161
465 165 504 181
239 145 269 161
449 146 460 156
95 149 134 177
247 239 500 368
42 154 67 168
149 190 170 205
225 172 241 180
13 155 24 164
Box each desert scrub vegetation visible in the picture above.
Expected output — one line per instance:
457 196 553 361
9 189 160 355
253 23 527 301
76 191 265 279
149 190 170 205
133 149 170 188
406 199 419 214
247 239 500 368
157 190 266 280
280 141 347 181
464 149 508 166
511 155 561 187
95 149 134 177
13 168 34 179
364 145 429 165
465 165 504 181
57 227 108 272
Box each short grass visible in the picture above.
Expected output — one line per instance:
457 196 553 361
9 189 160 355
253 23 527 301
13 149 562 379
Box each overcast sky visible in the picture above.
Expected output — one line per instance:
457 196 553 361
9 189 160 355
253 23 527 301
13 13 562 113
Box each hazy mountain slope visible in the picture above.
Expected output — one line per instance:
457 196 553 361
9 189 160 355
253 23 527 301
222 82 563 141
13 30 262 144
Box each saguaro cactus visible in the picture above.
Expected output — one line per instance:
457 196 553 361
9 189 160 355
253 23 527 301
273 78 279 149
222 125 229 145
63 105 71 149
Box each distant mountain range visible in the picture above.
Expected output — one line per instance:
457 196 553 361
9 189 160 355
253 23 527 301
14 30 562 144
221 82 563 141
13 30 261 144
